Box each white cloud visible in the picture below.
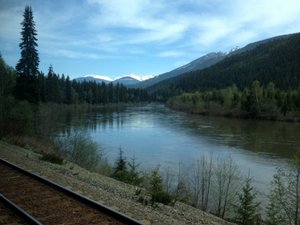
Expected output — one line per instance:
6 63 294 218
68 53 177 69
1 0 300 76
0 5 23 47
158 50 185 58
44 48 102 60
87 0 188 44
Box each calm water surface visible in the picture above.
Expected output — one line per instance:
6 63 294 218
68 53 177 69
55 103 300 196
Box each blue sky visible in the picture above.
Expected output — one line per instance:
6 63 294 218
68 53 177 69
1 0 300 79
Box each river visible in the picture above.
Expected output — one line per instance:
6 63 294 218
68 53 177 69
50 103 300 198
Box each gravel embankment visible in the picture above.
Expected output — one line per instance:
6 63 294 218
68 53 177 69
0 141 235 225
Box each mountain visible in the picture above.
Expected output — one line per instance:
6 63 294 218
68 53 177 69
228 33 293 57
113 76 140 86
150 32 300 98
135 52 226 88
74 75 112 84
74 74 153 87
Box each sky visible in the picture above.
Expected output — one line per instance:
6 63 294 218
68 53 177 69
1 0 300 80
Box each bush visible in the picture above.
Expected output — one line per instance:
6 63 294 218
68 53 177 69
151 191 173 205
111 150 142 185
0 97 35 136
149 169 163 193
40 153 63 165
54 132 102 170
4 136 55 154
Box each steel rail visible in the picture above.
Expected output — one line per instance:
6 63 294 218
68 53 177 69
0 158 145 225
0 193 43 225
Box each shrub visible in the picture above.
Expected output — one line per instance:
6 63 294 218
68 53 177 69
149 169 163 193
40 153 63 165
0 97 35 136
151 191 173 205
54 132 102 170
111 150 142 185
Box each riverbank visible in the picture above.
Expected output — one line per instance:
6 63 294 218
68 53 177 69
166 83 300 123
167 100 300 123
0 140 234 225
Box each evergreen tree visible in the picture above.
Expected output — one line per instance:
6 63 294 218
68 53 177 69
149 169 163 194
112 149 128 181
234 175 260 225
127 156 142 185
0 55 16 98
15 6 39 103
64 76 72 104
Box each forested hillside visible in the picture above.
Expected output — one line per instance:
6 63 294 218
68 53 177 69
151 32 300 99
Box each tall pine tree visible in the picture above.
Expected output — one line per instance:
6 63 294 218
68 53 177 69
15 5 39 103
234 175 261 225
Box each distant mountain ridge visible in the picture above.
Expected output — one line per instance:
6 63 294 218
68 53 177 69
74 74 153 87
73 33 298 92
135 52 227 88
74 52 226 88
150 32 300 98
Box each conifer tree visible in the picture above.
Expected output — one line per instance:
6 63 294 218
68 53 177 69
234 175 260 225
112 149 128 181
15 6 39 103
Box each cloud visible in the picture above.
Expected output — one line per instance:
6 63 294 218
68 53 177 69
1 0 300 76
87 0 188 44
158 50 185 58
42 48 102 60
0 5 23 45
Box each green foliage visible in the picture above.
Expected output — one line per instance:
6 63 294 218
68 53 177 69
152 33 300 100
151 191 173 205
168 81 300 121
55 132 101 170
112 148 128 181
233 176 260 225
0 95 35 136
40 153 63 165
146 168 174 205
0 52 149 137
36 65 150 104
15 6 39 103
127 156 143 185
0 55 16 98
149 169 164 193
213 156 240 219
266 156 300 225
112 150 142 185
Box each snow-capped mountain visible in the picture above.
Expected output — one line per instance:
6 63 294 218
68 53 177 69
74 74 153 87
113 76 140 86
74 74 112 84
135 52 226 88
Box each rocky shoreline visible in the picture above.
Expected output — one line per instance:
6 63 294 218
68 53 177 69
0 141 234 225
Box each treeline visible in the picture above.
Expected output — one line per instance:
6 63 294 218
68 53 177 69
0 56 149 136
2 56 149 106
38 65 149 104
151 33 300 100
168 80 300 121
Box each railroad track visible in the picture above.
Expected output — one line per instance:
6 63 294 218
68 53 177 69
0 196 32 225
0 158 145 225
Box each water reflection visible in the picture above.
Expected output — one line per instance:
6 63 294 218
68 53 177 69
184 114 300 158
41 103 300 197
42 103 300 159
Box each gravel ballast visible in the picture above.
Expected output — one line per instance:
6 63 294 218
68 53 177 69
0 141 234 225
